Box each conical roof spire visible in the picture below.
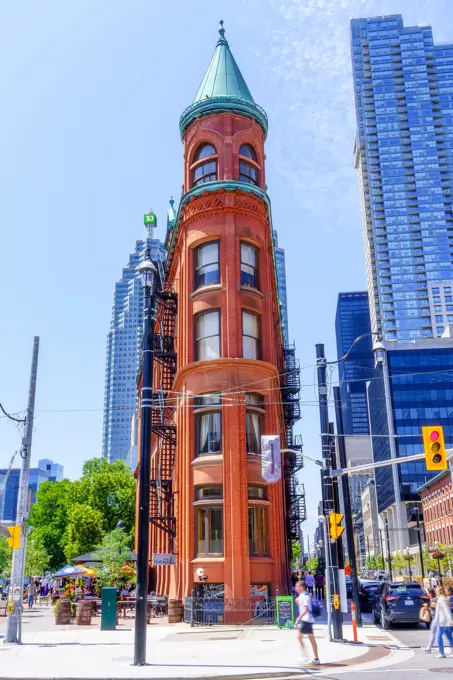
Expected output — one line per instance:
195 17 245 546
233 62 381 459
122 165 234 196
180 22 268 138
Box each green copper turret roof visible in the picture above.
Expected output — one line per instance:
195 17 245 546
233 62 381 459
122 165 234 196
180 22 268 138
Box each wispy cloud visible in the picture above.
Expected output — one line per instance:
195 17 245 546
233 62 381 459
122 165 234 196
238 0 452 234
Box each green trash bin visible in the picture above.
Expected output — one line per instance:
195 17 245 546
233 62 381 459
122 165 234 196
101 587 117 631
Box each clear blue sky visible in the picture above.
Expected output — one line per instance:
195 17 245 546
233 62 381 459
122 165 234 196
1 0 453 544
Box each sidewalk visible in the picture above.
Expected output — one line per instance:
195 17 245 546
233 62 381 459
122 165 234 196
0 605 413 679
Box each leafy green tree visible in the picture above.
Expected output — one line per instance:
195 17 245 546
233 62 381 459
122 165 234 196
28 479 73 571
0 537 12 577
25 533 50 577
27 458 136 571
74 459 136 534
306 556 318 573
62 504 105 561
95 528 133 588
291 541 302 570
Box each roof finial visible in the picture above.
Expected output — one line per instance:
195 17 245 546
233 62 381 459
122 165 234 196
169 196 175 209
218 19 226 41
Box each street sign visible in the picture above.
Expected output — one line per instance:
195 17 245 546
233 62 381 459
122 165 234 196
329 512 344 540
261 435 281 483
153 553 176 566
6 525 20 550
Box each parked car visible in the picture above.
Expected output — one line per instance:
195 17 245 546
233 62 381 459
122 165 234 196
345 576 352 598
372 581 429 629
358 580 380 612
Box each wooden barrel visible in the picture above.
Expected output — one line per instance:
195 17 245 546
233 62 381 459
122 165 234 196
168 599 183 623
76 600 92 626
55 599 71 625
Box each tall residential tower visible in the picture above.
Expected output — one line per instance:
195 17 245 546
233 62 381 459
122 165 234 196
352 15 453 342
102 229 165 463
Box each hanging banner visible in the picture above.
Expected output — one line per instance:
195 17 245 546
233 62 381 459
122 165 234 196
261 435 282 483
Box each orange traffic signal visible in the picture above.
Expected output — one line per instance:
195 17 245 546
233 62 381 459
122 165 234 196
423 426 447 471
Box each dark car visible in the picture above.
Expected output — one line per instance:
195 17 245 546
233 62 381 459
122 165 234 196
358 580 380 612
372 581 429 629
345 576 352 598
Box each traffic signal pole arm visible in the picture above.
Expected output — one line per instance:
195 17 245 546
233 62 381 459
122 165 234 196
281 448 453 476
330 449 453 478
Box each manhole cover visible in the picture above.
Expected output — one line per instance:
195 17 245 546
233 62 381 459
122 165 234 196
430 669 453 674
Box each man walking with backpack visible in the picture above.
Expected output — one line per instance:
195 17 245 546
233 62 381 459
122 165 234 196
294 581 320 666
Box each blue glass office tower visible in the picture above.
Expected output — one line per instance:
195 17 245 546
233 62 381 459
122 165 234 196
273 230 289 346
351 15 453 342
368 340 453 519
0 467 47 522
102 224 166 463
335 292 374 434
38 458 64 482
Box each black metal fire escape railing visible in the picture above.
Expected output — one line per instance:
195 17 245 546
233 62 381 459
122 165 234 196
148 261 178 545
281 344 306 540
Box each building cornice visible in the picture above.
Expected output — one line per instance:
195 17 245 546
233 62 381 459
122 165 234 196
180 97 268 139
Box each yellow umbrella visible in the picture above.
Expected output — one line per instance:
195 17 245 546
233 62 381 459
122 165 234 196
75 564 96 577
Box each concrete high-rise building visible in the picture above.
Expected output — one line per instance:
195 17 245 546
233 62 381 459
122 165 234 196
102 231 166 463
273 230 289 346
351 15 453 343
362 479 380 558
335 292 374 434
38 458 64 482
143 24 300 602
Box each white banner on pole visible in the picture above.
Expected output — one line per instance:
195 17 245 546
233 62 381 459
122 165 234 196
261 435 282 483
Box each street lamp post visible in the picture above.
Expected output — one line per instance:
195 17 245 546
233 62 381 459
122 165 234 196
373 341 406 555
134 249 157 667
430 541 445 586
403 547 413 579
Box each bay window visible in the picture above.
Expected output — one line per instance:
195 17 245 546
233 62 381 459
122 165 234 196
196 507 223 556
195 393 222 457
242 311 260 360
241 243 258 288
195 241 220 289
196 310 220 360
248 506 269 556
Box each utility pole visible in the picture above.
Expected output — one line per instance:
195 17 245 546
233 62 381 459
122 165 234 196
416 505 425 579
316 343 343 641
384 518 393 581
6 336 39 644
134 229 157 666
333 386 362 626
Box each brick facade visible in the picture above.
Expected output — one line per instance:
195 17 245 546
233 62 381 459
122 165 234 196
145 110 288 600
419 471 453 547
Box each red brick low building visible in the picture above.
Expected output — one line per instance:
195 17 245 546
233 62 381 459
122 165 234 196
419 471 453 546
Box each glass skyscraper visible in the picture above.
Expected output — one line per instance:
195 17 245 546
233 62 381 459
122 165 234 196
273 230 289 346
368 342 453 516
102 230 166 463
351 15 453 343
335 292 374 434
0 467 47 522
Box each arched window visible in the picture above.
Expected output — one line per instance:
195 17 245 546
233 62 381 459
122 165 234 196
192 144 218 187
239 144 259 186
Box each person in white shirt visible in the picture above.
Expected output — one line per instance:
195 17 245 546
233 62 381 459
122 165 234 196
433 587 453 659
294 581 320 666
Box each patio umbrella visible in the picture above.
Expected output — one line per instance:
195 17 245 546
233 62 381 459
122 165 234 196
75 565 96 577
52 565 87 578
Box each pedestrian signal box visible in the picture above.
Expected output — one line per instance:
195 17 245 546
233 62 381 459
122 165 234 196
6 525 21 550
423 426 447 471
329 512 344 541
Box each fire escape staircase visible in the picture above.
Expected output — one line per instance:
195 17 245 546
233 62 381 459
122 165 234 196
281 344 307 539
148 260 178 546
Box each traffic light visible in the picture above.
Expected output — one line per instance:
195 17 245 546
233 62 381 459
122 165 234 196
423 425 447 471
6 525 20 550
329 512 344 541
